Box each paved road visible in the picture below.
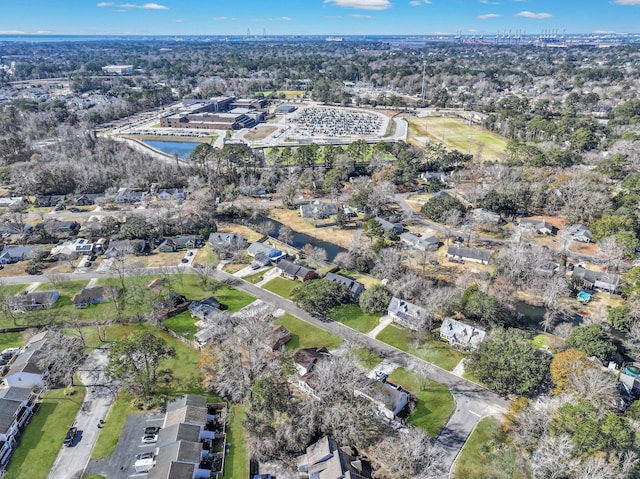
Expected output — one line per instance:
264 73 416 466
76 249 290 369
48 348 119 479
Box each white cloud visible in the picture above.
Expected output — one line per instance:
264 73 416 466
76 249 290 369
324 0 391 10
116 2 168 9
253 16 293 21
515 10 552 18
351 13 373 17
614 0 640 4
97 2 114 6
409 0 431 5
477 13 500 19
0 30 27 34
213 16 228 21
171 18 185 23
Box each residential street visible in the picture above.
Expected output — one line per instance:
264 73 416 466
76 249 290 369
4 265 508 476
47 347 119 479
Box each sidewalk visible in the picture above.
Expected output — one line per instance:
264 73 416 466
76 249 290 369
366 315 394 339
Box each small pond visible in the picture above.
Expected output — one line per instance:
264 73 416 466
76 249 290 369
142 140 202 160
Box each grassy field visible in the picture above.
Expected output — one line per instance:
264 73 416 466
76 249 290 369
5 387 86 479
215 285 255 313
0 332 25 351
453 417 524 479
330 304 380 334
164 311 198 340
274 313 343 350
377 324 464 371
262 277 300 299
220 404 248 479
36 280 89 296
256 90 305 98
407 116 507 163
388 368 453 437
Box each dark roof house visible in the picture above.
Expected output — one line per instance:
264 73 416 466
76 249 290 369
387 297 428 331
325 272 365 299
446 245 491 264
72 286 119 308
399 232 439 252
276 259 315 282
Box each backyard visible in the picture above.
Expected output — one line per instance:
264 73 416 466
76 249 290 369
377 324 464 371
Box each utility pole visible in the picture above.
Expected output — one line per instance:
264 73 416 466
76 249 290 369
420 60 427 102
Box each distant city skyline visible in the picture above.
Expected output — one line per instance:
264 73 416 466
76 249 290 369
1 1 640 36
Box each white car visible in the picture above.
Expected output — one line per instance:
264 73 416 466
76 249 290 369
141 434 158 444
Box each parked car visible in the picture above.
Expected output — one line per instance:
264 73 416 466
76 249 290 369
187 251 194 256
181 258 189 264
1 348 19 356
144 426 161 435
64 427 78 446
89 255 97 261
69 207 82 213
142 434 158 444
83 261 91 268
250 263 261 270
136 452 154 461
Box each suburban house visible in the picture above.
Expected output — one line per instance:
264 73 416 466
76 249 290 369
116 188 146 203
354 379 409 420
387 297 429 331
419 171 449 184
265 325 291 351
519 218 555 235
189 297 222 321
572 266 621 294
277 259 316 282
247 242 286 265
43 220 79 234
0 197 27 209
374 217 404 235
157 235 202 253
324 272 365 300
471 208 503 225
8 291 59 312
208 232 245 250
72 286 120 308
535 262 560 277
0 246 35 264
440 318 487 349
34 195 65 207
297 436 371 479
105 239 147 258
145 395 228 479
299 202 339 219
75 193 102 206
566 224 592 243
399 232 440 252
50 238 94 257
446 245 491 265
157 189 186 201
0 387 37 472
291 347 331 400
4 332 51 388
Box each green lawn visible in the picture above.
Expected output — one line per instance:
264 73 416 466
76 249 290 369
0 332 24 351
215 285 255 313
330 304 380 334
453 417 524 479
274 313 343 350
164 311 198 340
353 348 383 370
262 277 300 299
220 404 248 479
242 268 273 284
5 387 86 479
1 284 27 296
36 280 89 296
91 390 138 460
388 368 453 437
377 324 463 371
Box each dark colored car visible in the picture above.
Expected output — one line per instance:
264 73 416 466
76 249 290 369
69 207 82 213
84 261 91 268
64 427 78 446
144 426 161 435
181 258 189 263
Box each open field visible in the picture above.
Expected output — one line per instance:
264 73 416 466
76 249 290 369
256 90 305 98
268 207 355 249
377 324 464 371
453 417 524 479
274 313 343 350
5 387 86 479
408 116 507 162
387 368 454 437
244 125 278 141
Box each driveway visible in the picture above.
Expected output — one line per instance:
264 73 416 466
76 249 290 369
48 348 119 479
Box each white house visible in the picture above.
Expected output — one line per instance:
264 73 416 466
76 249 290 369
354 380 409 420
387 297 429 331
440 318 486 349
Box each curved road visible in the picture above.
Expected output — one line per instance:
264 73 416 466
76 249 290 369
2 265 507 475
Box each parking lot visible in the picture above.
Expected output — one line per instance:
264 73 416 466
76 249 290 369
85 411 164 479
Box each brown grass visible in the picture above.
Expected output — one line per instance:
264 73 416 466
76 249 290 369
268 207 356 249
217 223 264 243
244 126 278 141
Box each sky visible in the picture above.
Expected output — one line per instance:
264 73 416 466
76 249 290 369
2 0 640 36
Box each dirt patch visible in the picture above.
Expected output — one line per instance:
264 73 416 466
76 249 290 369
569 241 600 256
135 252 182 268
244 126 278 141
